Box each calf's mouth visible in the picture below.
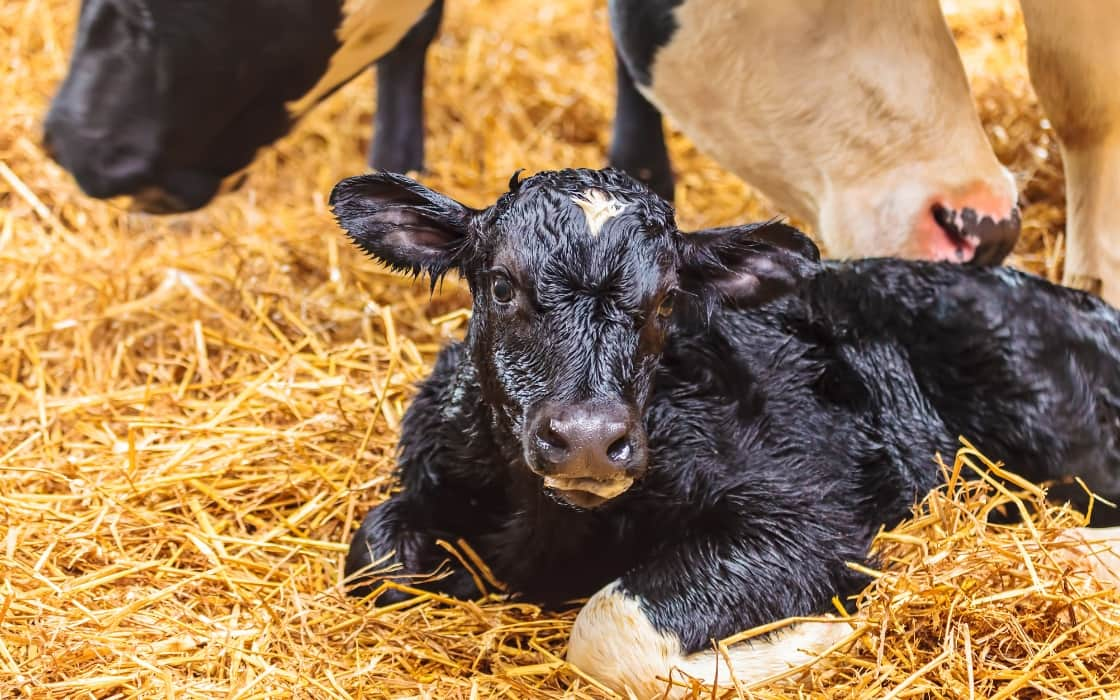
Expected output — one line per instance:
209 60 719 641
543 475 635 509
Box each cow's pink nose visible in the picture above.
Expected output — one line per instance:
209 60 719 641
918 183 1020 265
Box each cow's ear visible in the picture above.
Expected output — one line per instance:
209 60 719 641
330 172 477 282
678 221 821 308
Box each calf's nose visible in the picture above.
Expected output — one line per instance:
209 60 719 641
531 400 645 479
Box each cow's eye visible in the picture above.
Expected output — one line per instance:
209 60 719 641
656 291 675 319
491 272 515 304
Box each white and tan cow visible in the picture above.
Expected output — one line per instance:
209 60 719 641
610 0 1120 302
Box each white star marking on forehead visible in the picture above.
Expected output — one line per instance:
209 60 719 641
572 189 628 237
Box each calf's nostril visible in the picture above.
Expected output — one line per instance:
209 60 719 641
606 436 631 464
540 420 568 450
534 419 571 467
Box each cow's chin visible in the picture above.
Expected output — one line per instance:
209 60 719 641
543 475 635 510
128 170 227 214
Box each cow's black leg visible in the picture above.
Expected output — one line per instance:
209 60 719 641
369 0 445 173
609 49 675 202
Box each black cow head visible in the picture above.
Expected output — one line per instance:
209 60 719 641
331 168 820 508
43 0 427 213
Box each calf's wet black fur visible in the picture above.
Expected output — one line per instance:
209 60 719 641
331 167 1120 660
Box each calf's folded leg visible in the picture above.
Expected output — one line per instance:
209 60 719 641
568 581 850 698
345 344 508 604
566 522 868 697
566 530 1120 697
567 527 1120 697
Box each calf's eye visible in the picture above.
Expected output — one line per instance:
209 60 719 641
491 273 515 304
656 292 675 318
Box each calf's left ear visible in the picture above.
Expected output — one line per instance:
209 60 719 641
678 221 821 307
330 172 477 282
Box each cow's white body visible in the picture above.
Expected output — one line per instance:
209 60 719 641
286 0 432 117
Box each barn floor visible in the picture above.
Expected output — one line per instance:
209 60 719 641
2 0 1118 697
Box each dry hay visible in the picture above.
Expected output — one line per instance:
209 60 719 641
0 0 1114 697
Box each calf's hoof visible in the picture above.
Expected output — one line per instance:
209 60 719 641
349 567 483 606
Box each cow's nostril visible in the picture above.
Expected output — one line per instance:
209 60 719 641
131 187 190 214
930 204 956 237
606 436 631 464
927 201 1020 266
42 130 58 162
930 203 979 262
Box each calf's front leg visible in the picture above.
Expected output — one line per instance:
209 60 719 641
345 345 507 604
567 527 867 697
345 493 485 604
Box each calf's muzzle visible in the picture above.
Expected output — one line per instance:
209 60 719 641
526 399 648 508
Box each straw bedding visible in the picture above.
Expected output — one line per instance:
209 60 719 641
2 0 1117 697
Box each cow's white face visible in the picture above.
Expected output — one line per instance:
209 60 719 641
637 0 1020 263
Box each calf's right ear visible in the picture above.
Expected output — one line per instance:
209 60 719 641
330 172 476 282
678 221 821 308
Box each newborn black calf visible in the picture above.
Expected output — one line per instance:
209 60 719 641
331 168 1120 696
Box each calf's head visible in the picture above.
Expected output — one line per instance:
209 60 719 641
331 168 819 508
44 0 427 213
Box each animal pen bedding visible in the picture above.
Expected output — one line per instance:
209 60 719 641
2 0 1118 697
